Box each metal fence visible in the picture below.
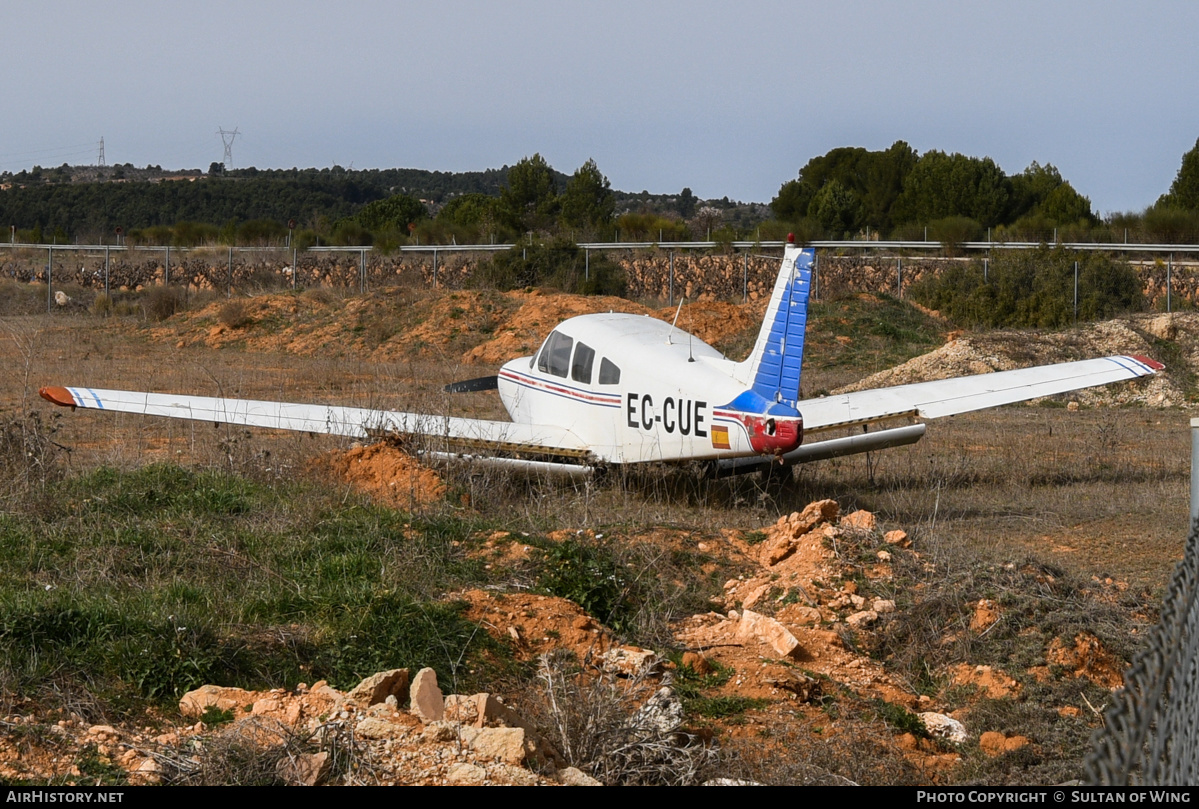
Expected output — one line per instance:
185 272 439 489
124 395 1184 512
5 239 1199 314
1084 522 1199 785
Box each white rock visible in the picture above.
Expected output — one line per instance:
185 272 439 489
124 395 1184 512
919 712 968 744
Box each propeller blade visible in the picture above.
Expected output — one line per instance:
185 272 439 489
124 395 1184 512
443 375 499 394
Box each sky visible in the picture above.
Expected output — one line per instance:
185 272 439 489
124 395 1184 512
3 0 1198 216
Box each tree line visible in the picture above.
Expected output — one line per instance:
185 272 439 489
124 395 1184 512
2 138 1199 247
772 138 1199 245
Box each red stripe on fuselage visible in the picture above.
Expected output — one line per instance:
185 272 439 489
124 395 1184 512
499 370 622 408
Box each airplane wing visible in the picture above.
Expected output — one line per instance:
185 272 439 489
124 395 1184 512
797 354 1162 434
38 386 591 462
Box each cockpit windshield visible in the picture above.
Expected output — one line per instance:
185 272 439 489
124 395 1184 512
536 330 574 378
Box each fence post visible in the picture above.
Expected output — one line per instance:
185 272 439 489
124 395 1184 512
292 248 297 290
1191 418 1199 527
585 248 589 283
164 245 170 286
1074 261 1079 322
433 249 439 288
812 252 819 301
46 246 52 313
104 246 110 300
360 249 367 294
742 252 748 303
669 251 674 307
1168 254 1173 313
227 246 233 297
897 256 902 299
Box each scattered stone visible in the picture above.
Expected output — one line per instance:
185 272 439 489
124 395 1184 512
458 726 527 765
444 694 482 726
787 499 840 536
919 712 968 744
410 667 445 723
761 534 797 566
763 668 821 702
841 509 877 532
873 599 896 614
1145 313 1177 340
600 646 661 676
179 685 254 718
633 687 684 734
737 609 801 658
884 530 909 546
348 668 409 707
446 762 487 785
276 751 330 786
846 610 878 628
558 766 603 786
421 720 460 743
356 717 407 740
789 606 823 625
490 763 539 786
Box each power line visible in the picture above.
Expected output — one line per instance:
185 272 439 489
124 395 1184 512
0 141 99 160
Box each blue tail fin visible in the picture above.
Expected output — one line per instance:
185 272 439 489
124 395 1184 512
735 244 814 411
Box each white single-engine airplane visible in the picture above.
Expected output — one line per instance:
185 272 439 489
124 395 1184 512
40 236 1162 478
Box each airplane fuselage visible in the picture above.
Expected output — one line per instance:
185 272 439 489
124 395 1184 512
497 313 803 465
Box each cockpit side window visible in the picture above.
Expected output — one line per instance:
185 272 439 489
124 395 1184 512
571 342 595 384
599 357 621 385
537 330 573 378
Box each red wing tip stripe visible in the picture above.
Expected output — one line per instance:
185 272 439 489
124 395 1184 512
1127 355 1165 372
39 386 79 408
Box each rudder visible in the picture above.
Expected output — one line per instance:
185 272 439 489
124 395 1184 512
734 241 814 410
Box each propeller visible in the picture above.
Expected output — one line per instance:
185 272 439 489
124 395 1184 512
443 375 499 394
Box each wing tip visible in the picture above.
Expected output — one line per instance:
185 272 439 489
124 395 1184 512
39 386 77 408
1127 355 1165 372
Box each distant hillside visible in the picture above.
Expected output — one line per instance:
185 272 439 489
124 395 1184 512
0 162 766 242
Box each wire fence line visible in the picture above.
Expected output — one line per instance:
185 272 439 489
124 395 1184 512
5 240 1199 313
1084 523 1199 785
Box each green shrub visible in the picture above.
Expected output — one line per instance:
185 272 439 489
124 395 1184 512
472 239 626 296
911 246 1141 328
534 537 633 632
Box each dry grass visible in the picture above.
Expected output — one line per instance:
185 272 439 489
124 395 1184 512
517 651 718 786
162 717 376 786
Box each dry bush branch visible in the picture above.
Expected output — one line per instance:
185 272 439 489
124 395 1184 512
521 650 717 786
163 717 376 786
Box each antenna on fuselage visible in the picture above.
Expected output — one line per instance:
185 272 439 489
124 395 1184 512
666 297 685 345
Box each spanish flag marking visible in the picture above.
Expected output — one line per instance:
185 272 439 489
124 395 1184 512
711 425 730 450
